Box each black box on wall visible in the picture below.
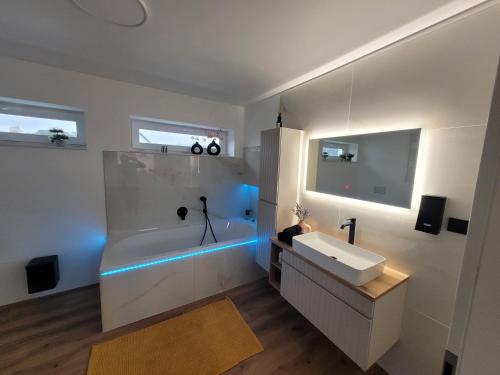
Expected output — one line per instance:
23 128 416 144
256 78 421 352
415 195 447 235
447 217 469 235
25 255 59 294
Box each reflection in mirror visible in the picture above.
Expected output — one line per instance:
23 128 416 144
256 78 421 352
306 129 421 208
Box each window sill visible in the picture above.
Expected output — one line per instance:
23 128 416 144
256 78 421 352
321 157 357 163
130 148 230 157
0 140 87 150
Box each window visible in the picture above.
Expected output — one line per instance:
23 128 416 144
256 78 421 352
320 140 358 162
131 117 230 155
0 98 85 146
322 146 345 157
321 141 348 159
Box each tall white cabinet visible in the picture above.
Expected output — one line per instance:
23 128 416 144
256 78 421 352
256 127 303 271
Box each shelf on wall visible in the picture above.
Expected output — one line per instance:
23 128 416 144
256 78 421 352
269 239 285 292
269 279 281 292
0 140 87 150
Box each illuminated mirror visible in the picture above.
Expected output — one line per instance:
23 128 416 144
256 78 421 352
306 129 421 208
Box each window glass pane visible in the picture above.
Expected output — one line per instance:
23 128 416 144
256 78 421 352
0 113 78 137
322 146 343 157
138 129 220 148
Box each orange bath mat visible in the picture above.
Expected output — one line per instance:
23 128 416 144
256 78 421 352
87 297 263 375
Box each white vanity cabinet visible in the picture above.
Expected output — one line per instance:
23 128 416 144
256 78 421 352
280 247 408 370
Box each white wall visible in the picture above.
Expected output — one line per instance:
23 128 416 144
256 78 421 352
243 95 280 148
459 124 500 375
245 6 500 375
453 62 500 375
0 56 244 306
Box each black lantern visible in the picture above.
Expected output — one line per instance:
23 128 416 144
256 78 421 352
191 141 203 154
207 139 221 155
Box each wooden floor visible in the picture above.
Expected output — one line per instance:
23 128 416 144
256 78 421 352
0 278 387 375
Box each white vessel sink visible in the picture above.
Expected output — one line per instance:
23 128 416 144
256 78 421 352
292 232 386 286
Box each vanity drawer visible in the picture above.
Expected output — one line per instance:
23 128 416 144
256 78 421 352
282 251 374 318
281 262 371 368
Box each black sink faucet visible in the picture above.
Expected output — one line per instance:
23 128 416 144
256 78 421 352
340 218 356 245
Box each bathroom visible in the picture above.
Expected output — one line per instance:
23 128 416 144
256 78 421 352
0 1 499 375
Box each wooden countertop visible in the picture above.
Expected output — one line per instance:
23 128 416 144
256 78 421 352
271 237 409 301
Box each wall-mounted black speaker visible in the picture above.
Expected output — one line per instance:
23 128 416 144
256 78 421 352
415 195 447 235
25 255 59 294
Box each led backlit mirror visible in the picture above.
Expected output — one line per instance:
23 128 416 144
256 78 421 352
306 129 421 208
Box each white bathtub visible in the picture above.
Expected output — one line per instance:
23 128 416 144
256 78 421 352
101 218 256 272
99 217 264 331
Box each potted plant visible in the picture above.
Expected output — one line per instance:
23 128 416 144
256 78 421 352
48 128 69 147
292 202 312 233
340 153 355 162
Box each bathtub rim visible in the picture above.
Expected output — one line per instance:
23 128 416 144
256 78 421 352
100 217 256 276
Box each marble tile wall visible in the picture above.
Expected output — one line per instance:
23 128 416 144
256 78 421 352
103 152 253 233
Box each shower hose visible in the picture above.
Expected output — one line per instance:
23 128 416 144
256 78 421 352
200 197 218 246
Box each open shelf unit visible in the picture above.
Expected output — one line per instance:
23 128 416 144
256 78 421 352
269 237 293 292
269 241 282 291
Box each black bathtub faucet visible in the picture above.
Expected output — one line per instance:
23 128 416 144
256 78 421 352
200 196 207 214
177 206 188 220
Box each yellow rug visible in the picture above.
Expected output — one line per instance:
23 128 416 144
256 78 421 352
87 298 263 375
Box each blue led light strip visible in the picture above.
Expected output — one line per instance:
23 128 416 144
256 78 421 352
100 239 257 277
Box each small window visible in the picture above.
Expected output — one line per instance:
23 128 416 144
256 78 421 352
0 98 85 147
322 146 344 157
321 142 347 159
131 117 230 155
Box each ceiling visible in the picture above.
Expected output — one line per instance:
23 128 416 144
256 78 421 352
0 0 492 105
